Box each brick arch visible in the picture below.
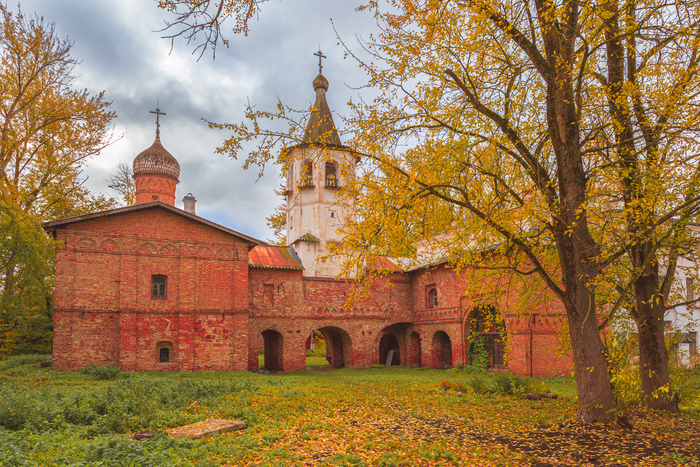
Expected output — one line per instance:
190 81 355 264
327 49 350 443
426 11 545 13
431 330 453 369
260 329 284 371
313 326 352 369
465 304 507 370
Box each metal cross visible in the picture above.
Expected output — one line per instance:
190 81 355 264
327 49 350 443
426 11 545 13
149 101 166 139
314 49 327 75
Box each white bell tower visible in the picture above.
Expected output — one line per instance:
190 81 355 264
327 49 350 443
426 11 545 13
285 61 358 278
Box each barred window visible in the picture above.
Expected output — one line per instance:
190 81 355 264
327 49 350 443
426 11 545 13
152 275 167 299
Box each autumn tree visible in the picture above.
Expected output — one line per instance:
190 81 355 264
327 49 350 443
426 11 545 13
159 0 700 420
107 161 136 207
0 6 115 352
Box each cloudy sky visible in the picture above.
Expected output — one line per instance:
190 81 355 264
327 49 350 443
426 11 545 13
10 0 377 241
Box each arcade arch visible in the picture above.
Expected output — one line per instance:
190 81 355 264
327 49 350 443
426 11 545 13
379 333 400 365
260 329 284 371
309 326 352 369
432 331 453 368
466 305 507 369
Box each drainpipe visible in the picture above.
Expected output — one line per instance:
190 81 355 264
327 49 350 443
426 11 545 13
529 313 538 377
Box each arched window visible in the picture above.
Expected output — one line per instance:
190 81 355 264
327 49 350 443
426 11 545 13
157 341 174 363
325 162 338 187
428 288 438 308
302 161 314 187
151 275 167 299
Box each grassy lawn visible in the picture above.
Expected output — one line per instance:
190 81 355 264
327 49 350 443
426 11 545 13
0 356 698 466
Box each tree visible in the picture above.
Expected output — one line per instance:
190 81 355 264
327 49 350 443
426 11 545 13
159 0 700 420
157 0 266 58
265 183 287 246
0 6 115 352
107 161 136 207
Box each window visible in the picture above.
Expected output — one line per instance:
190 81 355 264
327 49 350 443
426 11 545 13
157 341 173 363
687 277 695 302
302 161 314 187
689 332 697 355
263 284 274 306
428 288 438 309
325 162 338 187
664 320 672 330
152 275 167 299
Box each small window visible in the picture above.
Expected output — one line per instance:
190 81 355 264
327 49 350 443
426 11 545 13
664 320 672 330
263 284 274 307
689 332 697 355
687 277 694 302
152 275 167 299
157 341 174 364
325 162 338 187
428 288 438 309
302 161 314 187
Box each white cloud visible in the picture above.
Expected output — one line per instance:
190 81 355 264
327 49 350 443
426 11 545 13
10 0 377 240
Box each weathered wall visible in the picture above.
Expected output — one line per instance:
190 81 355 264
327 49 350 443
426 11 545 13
52 207 251 371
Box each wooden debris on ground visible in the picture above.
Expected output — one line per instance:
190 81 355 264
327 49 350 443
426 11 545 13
165 419 247 440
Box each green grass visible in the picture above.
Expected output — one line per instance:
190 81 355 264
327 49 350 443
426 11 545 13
0 361 697 466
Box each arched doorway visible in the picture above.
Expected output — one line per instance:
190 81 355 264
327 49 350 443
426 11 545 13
305 330 328 369
379 333 401 365
432 331 452 368
260 329 283 371
467 305 507 369
316 326 352 369
408 332 422 367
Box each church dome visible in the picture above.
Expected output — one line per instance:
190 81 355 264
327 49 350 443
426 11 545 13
313 74 329 91
133 138 180 180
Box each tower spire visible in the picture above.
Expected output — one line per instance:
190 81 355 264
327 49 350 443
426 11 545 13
149 101 166 140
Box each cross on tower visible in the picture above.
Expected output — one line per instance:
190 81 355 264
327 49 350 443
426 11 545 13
149 101 166 140
314 49 327 75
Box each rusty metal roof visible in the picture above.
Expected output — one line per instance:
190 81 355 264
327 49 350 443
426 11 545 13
249 245 303 270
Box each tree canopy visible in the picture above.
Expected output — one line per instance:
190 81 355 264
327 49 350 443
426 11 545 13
159 0 700 422
0 6 116 353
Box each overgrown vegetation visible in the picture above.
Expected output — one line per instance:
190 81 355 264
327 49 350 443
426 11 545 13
0 363 697 465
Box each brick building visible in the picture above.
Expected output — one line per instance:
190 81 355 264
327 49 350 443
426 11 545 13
45 74 572 377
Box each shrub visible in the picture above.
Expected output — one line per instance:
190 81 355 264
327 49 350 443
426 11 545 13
80 364 122 381
0 354 51 371
461 332 488 374
465 375 492 394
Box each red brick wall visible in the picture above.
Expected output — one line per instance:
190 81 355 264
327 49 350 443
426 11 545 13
134 173 177 205
52 206 252 371
51 206 573 377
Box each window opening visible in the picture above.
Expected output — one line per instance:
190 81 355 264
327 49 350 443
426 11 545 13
687 277 694 302
428 288 438 308
302 161 314 187
152 275 167 299
159 347 170 362
325 162 338 187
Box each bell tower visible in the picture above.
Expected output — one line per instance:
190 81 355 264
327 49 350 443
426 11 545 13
285 53 358 278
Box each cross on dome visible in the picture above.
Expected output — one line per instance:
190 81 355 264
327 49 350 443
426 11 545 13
314 49 326 75
149 101 167 140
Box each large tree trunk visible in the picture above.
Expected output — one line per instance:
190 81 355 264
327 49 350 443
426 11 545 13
634 252 678 411
567 304 618 422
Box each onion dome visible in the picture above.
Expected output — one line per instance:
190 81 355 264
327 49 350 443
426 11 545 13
132 138 180 180
302 74 342 146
